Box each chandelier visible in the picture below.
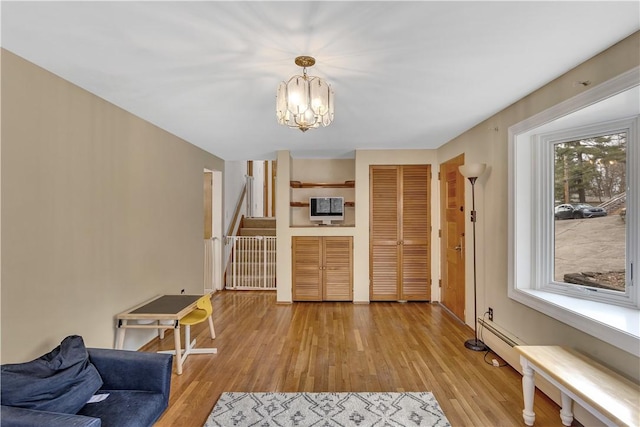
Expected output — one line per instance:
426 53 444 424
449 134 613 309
276 56 334 132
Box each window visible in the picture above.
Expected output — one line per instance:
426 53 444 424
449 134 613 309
538 123 632 306
508 67 640 355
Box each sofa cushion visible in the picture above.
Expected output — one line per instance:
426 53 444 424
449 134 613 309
1 335 103 414
78 390 166 427
0 404 102 427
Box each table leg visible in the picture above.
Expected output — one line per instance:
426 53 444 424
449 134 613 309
207 315 216 339
116 320 127 349
158 320 165 340
173 322 183 375
559 392 574 426
521 356 536 426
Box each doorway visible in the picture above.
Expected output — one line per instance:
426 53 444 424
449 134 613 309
439 155 466 320
204 169 223 293
247 160 276 218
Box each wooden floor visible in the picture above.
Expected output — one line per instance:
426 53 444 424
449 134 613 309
143 291 569 427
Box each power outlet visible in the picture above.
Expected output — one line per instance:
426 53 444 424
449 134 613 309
488 307 494 321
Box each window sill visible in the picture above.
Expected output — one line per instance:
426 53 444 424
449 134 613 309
509 288 640 356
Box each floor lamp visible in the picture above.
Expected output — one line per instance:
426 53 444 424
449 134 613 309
459 163 487 352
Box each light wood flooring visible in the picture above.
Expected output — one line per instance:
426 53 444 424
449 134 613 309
142 291 571 426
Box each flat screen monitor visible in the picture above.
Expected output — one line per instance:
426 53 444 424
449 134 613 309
309 197 344 225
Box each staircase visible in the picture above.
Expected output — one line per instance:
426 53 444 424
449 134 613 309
225 217 277 290
239 217 276 236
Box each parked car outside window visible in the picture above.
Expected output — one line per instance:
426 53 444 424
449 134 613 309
554 203 607 220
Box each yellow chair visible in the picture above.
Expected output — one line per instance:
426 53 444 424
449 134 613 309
159 295 217 366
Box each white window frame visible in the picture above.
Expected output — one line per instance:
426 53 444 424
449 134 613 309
508 67 640 356
537 119 635 306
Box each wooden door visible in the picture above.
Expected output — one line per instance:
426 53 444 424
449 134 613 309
400 165 431 300
323 237 353 301
292 237 323 301
370 166 400 300
440 155 466 320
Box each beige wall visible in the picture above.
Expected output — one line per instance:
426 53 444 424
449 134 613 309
1 49 225 363
437 32 640 381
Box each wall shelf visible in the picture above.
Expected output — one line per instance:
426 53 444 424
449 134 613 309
289 165 356 227
290 201 355 207
290 180 355 189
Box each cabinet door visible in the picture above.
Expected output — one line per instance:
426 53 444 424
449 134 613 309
370 166 400 300
292 237 323 301
323 237 353 301
400 165 431 300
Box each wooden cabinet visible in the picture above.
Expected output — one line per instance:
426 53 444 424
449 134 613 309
369 165 431 301
292 236 353 301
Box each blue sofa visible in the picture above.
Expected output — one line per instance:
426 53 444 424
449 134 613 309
1 337 173 427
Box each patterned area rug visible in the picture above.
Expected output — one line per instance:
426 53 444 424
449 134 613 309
204 392 451 427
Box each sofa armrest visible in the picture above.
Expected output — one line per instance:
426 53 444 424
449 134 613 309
0 405 101 427
87 348 172 401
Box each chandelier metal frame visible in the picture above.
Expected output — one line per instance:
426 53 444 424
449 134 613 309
276 56 334 132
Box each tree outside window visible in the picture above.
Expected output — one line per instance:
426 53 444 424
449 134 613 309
553 132 626 292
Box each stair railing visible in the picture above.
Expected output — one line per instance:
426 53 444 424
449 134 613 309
225 183 247 238
597 192 626 213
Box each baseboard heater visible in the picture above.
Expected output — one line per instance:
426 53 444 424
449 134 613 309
477 317 603 427
478 318 521 347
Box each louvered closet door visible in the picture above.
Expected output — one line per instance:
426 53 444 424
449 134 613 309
370 166 400 300
323 237 353 301
400 165 431 300
292 237 323 301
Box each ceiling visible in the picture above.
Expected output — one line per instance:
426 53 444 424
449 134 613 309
2 2 638 161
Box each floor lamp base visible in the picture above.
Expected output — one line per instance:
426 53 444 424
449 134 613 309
464 338 487 352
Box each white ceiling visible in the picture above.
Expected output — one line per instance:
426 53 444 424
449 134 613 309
2 1 638 161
